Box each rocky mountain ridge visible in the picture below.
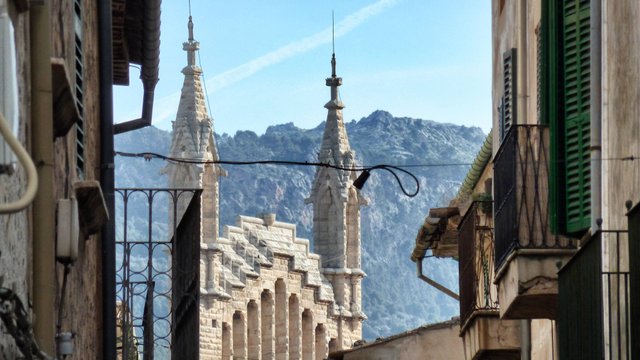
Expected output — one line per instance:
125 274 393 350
114 110 486 339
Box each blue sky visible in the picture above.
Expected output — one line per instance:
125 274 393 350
113 0 491 136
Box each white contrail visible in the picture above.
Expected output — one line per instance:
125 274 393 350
150 0 399 129
207 0 398 91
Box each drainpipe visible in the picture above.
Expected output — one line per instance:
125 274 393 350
518 0 528 123
113 0 161 135
519 2 533 356
416 258 459 301
98 1 116 359
590 0 602 233
30 1 56 353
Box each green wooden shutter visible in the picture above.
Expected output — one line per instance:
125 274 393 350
563 0 590 233
501 48 517 141
542 0 564 233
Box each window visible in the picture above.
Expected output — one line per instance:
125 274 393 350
500 48 517 142
542 0 591 234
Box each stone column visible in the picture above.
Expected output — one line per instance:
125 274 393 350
275 280 288 359
261 290 275 360
301 310 314 360
288 295 302 360
314 325 327 360
247 300 261 360
205 251 215 289
222 323 232 360
233 311 247 360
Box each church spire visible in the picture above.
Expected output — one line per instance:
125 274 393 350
168 16 215 161
319 46 353 166
165 16 224 242
306 42 366 322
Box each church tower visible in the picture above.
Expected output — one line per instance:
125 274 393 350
164 17 224 242
306 50 367 342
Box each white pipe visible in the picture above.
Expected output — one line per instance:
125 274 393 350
0 112 38 214
416 258 459 301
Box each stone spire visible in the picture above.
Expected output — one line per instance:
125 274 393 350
306 51 366 329
164 17 224 242
318 52 353 166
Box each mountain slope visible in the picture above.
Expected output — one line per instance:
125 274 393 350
114 110 485 339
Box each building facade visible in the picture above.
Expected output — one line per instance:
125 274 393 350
412 1 640 359
166 20 365 359
0 0 159 359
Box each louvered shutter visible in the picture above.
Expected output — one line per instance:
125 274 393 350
563 0 590 233
498 97 505 140
501 48 517 141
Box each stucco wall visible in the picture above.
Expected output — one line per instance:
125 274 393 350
601 1 640 231
339 320 463 360
531 319 556 360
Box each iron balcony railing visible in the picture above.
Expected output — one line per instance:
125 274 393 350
115 188 201 360
458 201 498 327
558 230 631 360
493 125 575 270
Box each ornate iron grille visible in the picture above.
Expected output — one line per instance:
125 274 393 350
494 125 575 270
458 201 497 327
115 188 201 360
559 230 630 360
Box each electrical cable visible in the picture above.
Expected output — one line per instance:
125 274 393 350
0 112 39 214
114 150 639 199
114 151 421 197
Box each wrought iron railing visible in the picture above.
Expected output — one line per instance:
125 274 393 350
558 230 631 360
115 188 201 360
494 125 575 270
458 201 498 327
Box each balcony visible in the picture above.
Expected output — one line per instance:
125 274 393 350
558 230 631 360
458 201 520 359
493 125 576 319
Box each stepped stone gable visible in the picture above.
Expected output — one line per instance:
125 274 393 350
168 19 364 358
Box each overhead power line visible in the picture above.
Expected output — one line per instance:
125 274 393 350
114 151 422 197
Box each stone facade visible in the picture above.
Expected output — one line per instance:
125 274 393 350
0 0 113 358
166 20 364 359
